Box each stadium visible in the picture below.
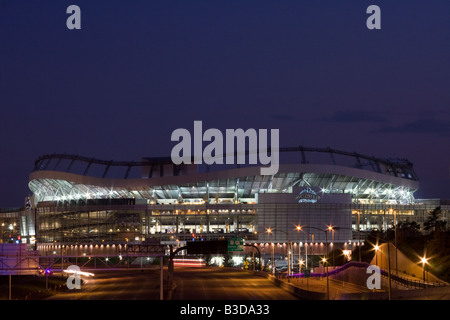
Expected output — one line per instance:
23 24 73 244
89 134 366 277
25 146 430 246
0 145 446 272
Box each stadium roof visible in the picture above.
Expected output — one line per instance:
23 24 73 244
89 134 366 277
29 147 419 204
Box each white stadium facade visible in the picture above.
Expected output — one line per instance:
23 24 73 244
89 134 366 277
1 147 448 260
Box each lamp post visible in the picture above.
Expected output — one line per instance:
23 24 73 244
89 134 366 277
382 208 393 300
266 228 292 280
266 227 302 282
353 210 362 262
390 208 398 276
304 235 313 270
421 257 428 284
387 236 392 300
374 244 379 267
308 233 314 269
295 226 314 272
325 228 329 300
265 228 276 276
331 228 335 268
296 225 334 300
271 243 275 276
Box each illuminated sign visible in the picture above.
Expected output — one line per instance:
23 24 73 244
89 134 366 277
228 237 244 252
296 187 319 203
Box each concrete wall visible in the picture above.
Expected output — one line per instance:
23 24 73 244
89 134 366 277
257 203 352 243
257 269 450 300
257 189 352 243
258 187 352 205
261 272 327 300
371 243 445 283
341 286 450 300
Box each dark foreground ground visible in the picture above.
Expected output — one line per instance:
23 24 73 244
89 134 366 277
0 273 67 300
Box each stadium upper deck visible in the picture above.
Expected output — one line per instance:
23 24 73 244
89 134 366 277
29 146 419 206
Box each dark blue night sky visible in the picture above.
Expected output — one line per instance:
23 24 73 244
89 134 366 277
1 1 449 207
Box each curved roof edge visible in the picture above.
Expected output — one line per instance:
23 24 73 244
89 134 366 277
29 163 419 191
32 146 418 181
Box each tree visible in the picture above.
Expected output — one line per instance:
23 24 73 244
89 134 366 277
424 206 447 233
422 207 450 281
425 231 450 282
397 221 422 239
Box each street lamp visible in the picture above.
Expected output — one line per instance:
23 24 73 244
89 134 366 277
267 228 290 278
299 259 304 271
390 208 398 276
297 225 334 300
271 243 275 276
296 225 312 270
330 227 335 268
266 228 275 276
420 256 429 283
353 210 362 262
266 227 301 282
373 244 380 267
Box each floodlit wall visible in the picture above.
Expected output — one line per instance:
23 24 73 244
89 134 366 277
257 189 353 243
371 243 445 283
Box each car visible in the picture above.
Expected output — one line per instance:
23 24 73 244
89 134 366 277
276 266 288 272
39 268 53 276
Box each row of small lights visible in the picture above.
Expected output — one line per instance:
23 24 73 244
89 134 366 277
44 243 128 249
53 251 153 263
36 188 257 203
245 241 364 247
173 209 255 213
38 187 412 198
245 241 364 246
41 193 259 206
1 223 16 230
263 225 364 246
47 190 116 201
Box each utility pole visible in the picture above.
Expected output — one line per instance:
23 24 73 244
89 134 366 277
394 209 398 276
326 230 329 300
160 254 164 300
387 239 392 300
357 211 361 262
34 208 38 252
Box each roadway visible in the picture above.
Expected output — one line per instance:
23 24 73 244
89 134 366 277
46 267 299 300
170 267 298 300
47 269 162 300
